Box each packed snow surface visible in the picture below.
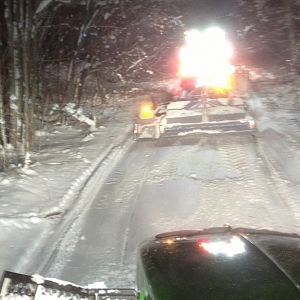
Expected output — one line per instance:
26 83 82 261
44 132 300 287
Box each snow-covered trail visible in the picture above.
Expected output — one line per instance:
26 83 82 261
42 133 300 287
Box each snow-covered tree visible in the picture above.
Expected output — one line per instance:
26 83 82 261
0 0 60 168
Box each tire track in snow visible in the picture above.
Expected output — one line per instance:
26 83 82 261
119 144 163 265
40 142 160 284
33 135 134 276
39 132 300 287
183 134 300 232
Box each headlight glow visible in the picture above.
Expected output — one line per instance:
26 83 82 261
178 27 234 90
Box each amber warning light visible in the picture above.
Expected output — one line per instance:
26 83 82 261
139 102 155 119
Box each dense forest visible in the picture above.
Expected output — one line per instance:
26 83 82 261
0 0 299 169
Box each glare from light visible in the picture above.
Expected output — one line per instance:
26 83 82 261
248 120 256 129
164 239 174 245
178 27 234 90
141 105 152 113
205 27 226 41
139 104 154 119
184 29 203 46
199 236 246 257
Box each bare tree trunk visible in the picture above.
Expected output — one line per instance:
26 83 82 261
0 66 7 169
4 0 18 148
3 0 37 164
22 0 34 151
285 0 297 77
66 58 76 103
13 0 23 152
96 73 107 104
0 1 8 159
65 2 100 105
74 69 88 107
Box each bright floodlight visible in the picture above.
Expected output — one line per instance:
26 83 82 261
205 27 226 41
185 29 203 46
178 27 234 89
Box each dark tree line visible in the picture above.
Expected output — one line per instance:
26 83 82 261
1 0 300 170
1 0 39 168
0 0 184 169
232 0 300 71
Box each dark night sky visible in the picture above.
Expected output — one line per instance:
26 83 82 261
182 0 236 27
